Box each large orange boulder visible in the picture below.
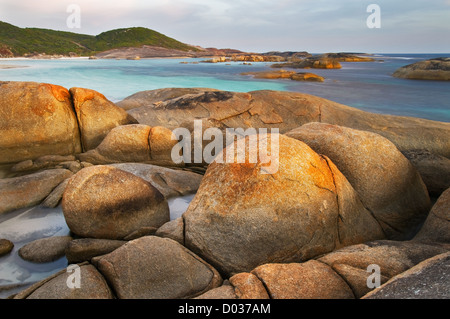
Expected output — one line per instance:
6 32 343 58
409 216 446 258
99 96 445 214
286 122 431 239
183 134 384 275
69 87 138 151
0 81 81 164
62 165 170 240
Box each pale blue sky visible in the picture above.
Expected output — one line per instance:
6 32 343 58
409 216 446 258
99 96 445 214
1 0 449 53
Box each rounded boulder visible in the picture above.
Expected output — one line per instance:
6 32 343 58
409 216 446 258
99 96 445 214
286 122 431 239
183 134 384 276
0 81 81 164
69 87 138 151
62 165 170 240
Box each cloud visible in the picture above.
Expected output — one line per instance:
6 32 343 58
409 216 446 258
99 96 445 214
0 0 449 52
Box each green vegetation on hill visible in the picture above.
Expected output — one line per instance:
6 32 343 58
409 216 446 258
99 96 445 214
0 21 196 56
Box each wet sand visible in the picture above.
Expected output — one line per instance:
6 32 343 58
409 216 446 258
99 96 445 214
0 65 29 69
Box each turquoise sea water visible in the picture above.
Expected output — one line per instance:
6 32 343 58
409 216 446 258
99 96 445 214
1 53 449 122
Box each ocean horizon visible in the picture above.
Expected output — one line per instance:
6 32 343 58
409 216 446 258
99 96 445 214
1 53 449 123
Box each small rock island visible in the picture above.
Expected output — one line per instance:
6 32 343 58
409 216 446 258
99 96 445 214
393 57 450 81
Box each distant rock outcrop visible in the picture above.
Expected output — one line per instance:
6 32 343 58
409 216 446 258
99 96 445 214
272 56 342 69
241 70 324 82
261 51 312 59
201 54 285 63
242 70 296 79
270 53 375 70
320 53 375 62
393 58 450 81
94 46 266 60
290 72 325 82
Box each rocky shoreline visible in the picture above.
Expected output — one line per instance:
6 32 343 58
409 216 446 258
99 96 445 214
0 82 449 299
0 49 377 66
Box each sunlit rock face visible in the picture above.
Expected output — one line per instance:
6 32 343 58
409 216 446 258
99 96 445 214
184 134 384 276
0 82 81 164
